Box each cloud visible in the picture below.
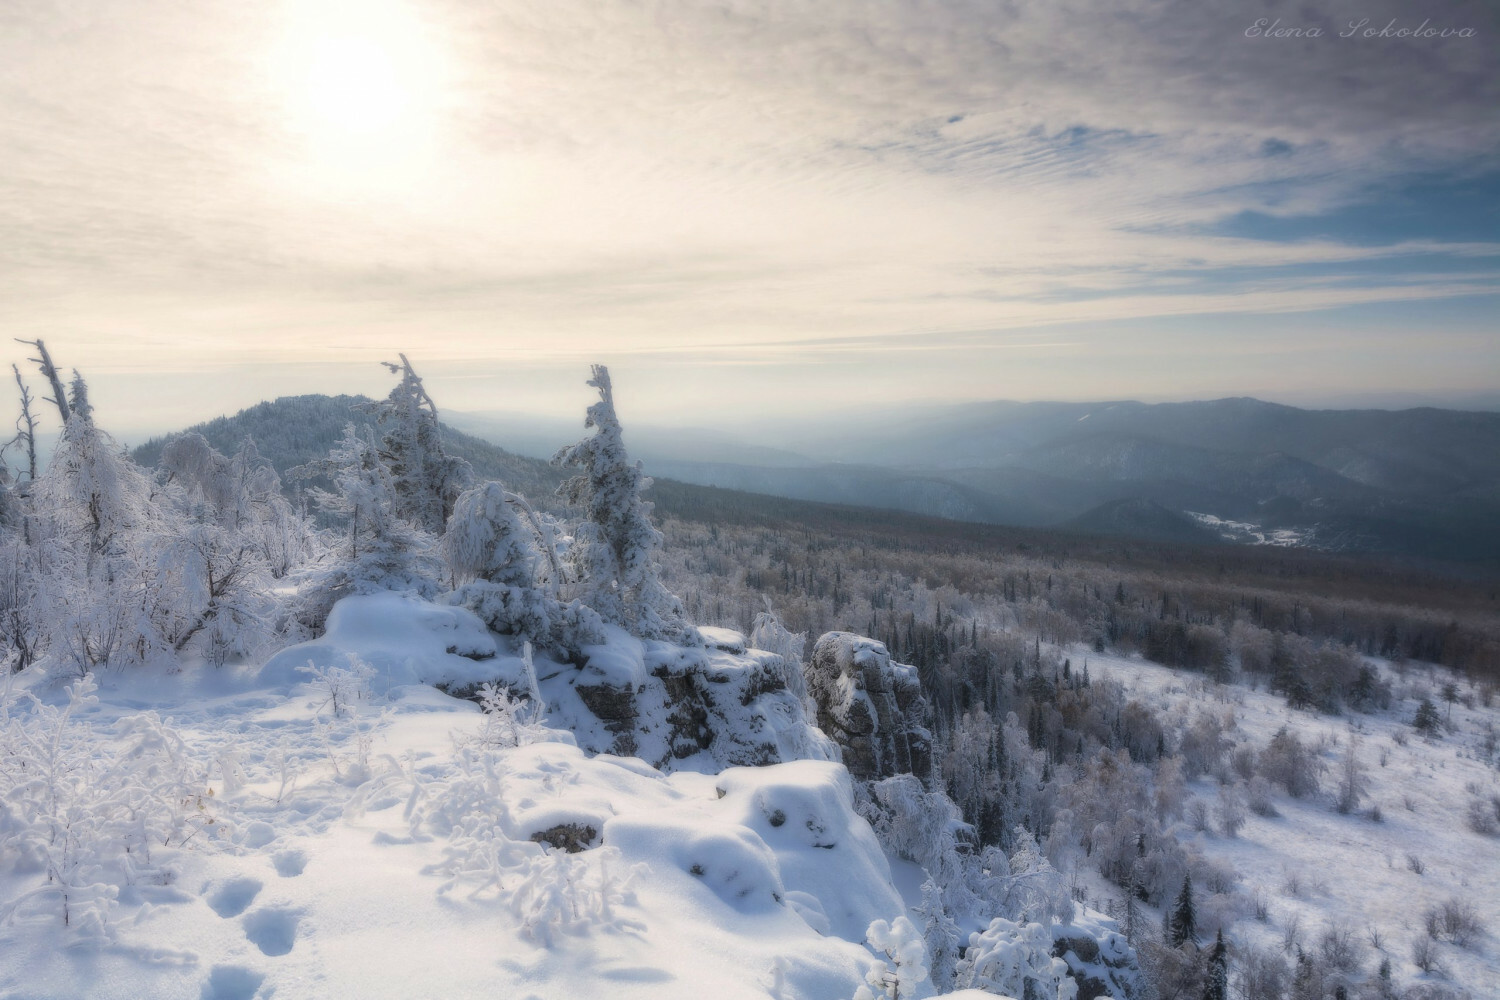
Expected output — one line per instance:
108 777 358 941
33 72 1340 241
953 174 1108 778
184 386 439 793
0 0 1496 424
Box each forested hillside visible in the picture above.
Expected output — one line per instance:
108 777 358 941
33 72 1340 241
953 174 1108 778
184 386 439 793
132 394 565 505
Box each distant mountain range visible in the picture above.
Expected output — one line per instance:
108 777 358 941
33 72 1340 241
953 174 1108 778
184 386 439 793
135 395 1500 568
450 397 1500 567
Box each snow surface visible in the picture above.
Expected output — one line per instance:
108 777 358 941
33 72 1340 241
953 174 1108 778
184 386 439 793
1183 511 1308 547
1073 648 1500 996
0 599 932 1000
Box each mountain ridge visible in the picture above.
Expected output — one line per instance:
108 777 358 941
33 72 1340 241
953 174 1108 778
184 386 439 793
131 393 1500 568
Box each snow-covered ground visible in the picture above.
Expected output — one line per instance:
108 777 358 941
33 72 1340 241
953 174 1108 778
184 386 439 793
1183 512 1309 547
0 616 911 999
0 676 896 999
1076 649 1500 995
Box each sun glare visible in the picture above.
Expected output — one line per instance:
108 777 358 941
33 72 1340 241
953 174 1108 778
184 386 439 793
304 36 409 134
268 0 450 194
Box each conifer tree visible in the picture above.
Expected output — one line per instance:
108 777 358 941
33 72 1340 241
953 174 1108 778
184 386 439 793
355 355 472 535
552 365 689 641
1203 929 1227 1000
291 423 436 622
1412 697 1441 736
1169 874 1197 947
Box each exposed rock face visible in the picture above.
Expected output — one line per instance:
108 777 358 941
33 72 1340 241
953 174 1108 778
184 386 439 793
573 682 640 758
1052 921 1145 1000
804 632 932 785
568 626 839 770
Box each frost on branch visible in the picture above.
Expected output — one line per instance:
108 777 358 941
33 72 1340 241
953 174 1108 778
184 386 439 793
506 848 644 946
0 675 224 942
750 602 814 717
552 365 690 642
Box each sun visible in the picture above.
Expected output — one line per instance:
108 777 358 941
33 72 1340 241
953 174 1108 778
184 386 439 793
303 35 410 134
268 0 450 193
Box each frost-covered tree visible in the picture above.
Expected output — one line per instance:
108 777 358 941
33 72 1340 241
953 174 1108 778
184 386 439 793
20 370 186 673
856 915 929 1000
1215 782 1247 838
34 376 151 559
153 432 309 663
750 602 812 711
354 355 472 536
1335 736 1368 814
1004 827 1073 925
1258 727 1321 798
915 877 960 990
955 916 1078 1000
942 706 1012 846
440 481 602 650
1412 697 1441 736
1204 929 1228 1000
552 365 689 641
441 481 551 591
291 424 437 627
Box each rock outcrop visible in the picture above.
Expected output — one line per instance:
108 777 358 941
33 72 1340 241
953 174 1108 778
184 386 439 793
804 632 932 785
566 625 839 771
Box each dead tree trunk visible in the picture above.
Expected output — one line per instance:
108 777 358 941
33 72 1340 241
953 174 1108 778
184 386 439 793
14 339 70 425
10 364 37 483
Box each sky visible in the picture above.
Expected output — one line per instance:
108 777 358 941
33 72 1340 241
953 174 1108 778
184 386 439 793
1 0 1497 438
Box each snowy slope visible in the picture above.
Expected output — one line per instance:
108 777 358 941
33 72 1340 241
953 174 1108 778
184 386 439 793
1074 650 1500 996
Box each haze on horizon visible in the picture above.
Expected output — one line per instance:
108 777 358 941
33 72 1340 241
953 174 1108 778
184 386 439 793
2 0 1497 438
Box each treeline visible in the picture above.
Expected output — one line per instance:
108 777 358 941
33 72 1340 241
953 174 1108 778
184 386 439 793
0 349 688 678
650 484 1500 688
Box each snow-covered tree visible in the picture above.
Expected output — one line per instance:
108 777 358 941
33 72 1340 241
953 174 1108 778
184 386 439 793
22 371 185 673
955 916 1079 1000
855 915 929 1000
440 481 603 650
1412 697 1442 736
1204 929 1228 1000
552 365 689 641
1004 827 1074 925
1335 736 1368 814
441 481 553 592
149 432 311 663
34 379 151 559
291 424 437 627
915 877 961 990
354 355 473 536
750 601 812 711
1258 727 1321 798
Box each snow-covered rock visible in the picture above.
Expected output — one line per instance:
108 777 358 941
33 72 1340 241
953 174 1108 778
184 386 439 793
263 599 837 775
805 632 932 784
259 592 498 693
560 626 839 771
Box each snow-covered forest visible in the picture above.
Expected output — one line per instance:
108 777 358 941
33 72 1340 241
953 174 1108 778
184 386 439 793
1 346 1496 1000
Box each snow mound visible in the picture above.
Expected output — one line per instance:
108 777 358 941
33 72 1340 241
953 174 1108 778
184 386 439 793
259 592 499 693
609 814 786 913
714 761 904 941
